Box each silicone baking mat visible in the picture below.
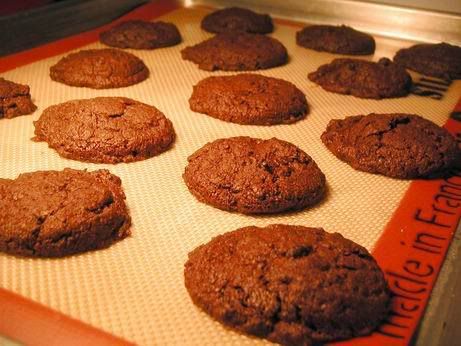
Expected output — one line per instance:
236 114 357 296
1 1 461 345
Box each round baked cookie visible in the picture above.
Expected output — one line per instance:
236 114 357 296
183 137 326 214
189 74 308 125
100 20 181 49
0 169 131 257
185 224 390 345
393 42 461 80
308 58 412 99
181 33 288 71
296 25 375 55
0 77 37 119
201 7 273 34
49 48 149 89
321 113 460 179
33 97 175 164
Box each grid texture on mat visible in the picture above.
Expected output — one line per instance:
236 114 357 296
1 6 461 346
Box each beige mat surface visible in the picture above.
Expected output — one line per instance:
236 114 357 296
1 6 460 345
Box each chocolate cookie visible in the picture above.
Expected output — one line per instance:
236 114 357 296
181 33 288 71
308 58 412 99
185 224 390 345
201 7 273 34
183 137 325 214
394 42 461 80
0 77 37 119
321 113 460 179
100 20 181 49
50 48 149 89
189 74 308 125
0 169 131 257
33 97 175 164
296 25 375 55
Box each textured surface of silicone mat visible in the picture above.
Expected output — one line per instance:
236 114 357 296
0 6 461 345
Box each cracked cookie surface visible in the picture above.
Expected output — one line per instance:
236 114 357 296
181 33 288 71
33 97 175 164
0 77 37 119
100 20 181 49
50 48 149 89
321 113 460 179
0 169 131 257
183 137 325 214
308 58 412 99
189 74 308 125
201 7 273 34
393 42 461 80
296 25 375 55
184 224 390 345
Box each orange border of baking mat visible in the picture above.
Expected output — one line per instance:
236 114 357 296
0 288 135 346
0 0 180 344
1 1 461 344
